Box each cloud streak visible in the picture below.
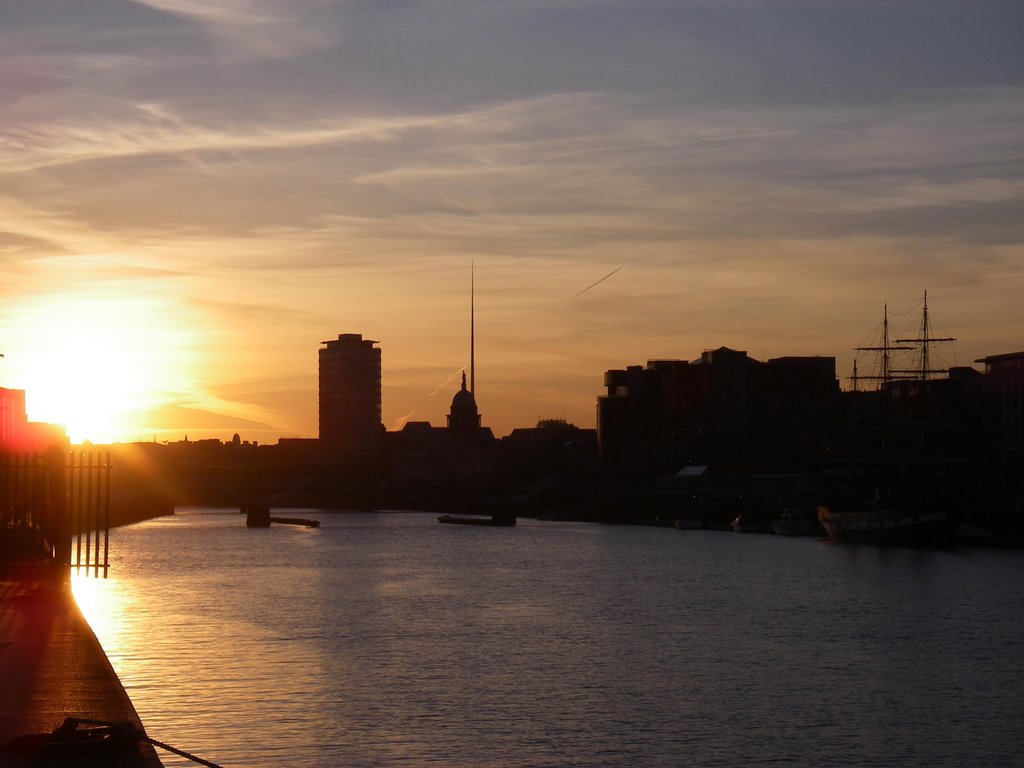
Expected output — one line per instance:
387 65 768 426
7 88 1019 246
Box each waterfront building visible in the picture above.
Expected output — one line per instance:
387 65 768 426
597 348 839 478
970 351 1024 519
318 333 382 457
972 351 1024 464
501 419 598 484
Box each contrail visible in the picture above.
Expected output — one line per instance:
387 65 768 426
570 266 622 300
392 410 418 431
392 366 467 429
428 366 465 397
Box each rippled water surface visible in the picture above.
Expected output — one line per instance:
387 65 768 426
73 509 1024 767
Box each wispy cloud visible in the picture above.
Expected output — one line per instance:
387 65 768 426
3 84 1020 281
131 0 341 59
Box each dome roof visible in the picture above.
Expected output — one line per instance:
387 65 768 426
447 371 481 432
450 386 476 410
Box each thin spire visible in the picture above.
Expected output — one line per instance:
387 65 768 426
470 262 475 395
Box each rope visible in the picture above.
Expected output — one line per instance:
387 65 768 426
74 718 226 768
146 735 226 768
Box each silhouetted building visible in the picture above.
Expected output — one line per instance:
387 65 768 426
0 388 26 446
501 419 598 483
318 334 382 456
383 369 500 497
973 352 1024 459
0 388 66 452
598 348 839 479
971 351 1024 514
447 371 482 432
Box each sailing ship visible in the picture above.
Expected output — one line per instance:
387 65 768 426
817 291 962 545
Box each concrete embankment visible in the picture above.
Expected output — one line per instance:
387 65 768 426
0 577 163 767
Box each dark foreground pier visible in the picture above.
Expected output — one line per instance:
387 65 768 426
0 577 163 768
0 450 162 766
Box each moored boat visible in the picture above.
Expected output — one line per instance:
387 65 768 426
675 516 704 530
438 514 516 527
730 514 761 533
816 503 955 546
244 503 320 528
772 506 822 537
819 292 964 547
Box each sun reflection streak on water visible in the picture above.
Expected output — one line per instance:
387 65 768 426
69 514 334 768
71 571 126 662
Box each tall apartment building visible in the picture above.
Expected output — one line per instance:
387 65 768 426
318 334 382 452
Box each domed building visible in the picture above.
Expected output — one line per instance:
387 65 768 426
447 371 481 432
385 266 499 495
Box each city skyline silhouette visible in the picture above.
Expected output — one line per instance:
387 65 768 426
0 1 1020 445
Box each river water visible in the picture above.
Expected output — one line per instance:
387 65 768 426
71 508 1024 768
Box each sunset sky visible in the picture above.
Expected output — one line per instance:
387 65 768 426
2 0 1021 444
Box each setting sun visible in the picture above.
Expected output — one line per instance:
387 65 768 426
3 293 195 444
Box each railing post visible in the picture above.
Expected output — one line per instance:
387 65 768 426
103 451 111 576
46 446 70 580
0 454 8 573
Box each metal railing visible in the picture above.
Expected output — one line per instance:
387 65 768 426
0 449 111 579
68 451 111 577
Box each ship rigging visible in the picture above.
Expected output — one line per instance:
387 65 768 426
851 290 956 391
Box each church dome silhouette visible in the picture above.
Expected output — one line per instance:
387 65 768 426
447 371 481 432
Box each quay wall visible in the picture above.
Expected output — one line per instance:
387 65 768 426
0 578 163 767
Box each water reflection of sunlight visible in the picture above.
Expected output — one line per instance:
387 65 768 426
71 572 126 662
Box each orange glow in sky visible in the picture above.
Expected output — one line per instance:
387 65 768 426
4 294 196 443
1 2 1021 445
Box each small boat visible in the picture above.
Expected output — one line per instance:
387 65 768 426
637 517 675 527
244 504 320 528
817 292 962 547
438 514 516 527
730 514 760 533
817 504 953 546
269 516 321 528
772 506 822 537
245 504 272 527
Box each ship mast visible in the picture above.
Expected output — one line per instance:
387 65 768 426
852 291 957 390
894 290 956 381
854 303 913 389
